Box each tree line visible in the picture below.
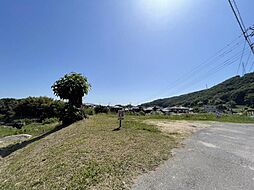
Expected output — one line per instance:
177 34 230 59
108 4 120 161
0 72 91 127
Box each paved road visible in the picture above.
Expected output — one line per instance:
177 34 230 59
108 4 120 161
132 122 254 190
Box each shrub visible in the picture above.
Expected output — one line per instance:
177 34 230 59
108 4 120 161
84 108 95 116
60 105 87 125
42 117 59 124
12 120 25 129
139 111 146 116
94 106 109 114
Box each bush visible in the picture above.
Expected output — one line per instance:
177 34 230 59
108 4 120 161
94 106 109 114
84 108 95 116
42 117 59 124
12 120 25 129
10 118 36 129
139 111 146 116
60 105 87 125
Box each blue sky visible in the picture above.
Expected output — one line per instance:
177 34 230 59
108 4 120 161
0 0 253 105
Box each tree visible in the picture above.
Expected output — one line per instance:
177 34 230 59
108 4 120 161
244 93 254 107
52 73 91 125
52 73 91 108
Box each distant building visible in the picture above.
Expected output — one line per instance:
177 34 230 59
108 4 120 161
143 107 154 114
109 105 123 113
203 105 218 113
161 107 171 115
84 103 97 108
130 106 142 112
168 106 191 114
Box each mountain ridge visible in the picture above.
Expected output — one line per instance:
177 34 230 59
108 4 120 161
141 72 254 108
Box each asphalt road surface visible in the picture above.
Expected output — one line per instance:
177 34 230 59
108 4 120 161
132 122 254 190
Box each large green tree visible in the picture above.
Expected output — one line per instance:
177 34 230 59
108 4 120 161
52 72 91 108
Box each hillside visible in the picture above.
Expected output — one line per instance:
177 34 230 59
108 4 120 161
142 72 254 108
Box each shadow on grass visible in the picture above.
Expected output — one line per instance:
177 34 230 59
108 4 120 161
112 127 121 131
0 123 69 158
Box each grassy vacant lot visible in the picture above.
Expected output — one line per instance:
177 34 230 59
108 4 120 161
142 113 254 123
0 114 180 190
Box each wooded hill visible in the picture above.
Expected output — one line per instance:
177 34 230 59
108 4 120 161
142 72 254 108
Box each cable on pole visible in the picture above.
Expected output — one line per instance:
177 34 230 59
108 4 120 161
228 0 254 55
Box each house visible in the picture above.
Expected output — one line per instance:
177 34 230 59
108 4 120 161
143 107 154 114
109 105 123 113
161 107 171 115
84 103 97 108
168 106 191 114
130 106 142 113
143 106 164 114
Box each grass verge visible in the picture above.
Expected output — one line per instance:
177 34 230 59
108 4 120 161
0 114 180 189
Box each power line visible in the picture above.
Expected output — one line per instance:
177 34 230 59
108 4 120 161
237 40 246 75
140 1 253 105
228 0 254 55
151 47 248 101
161 1 254 99
249 61 254 72
164 46 247 95
166 50 250 97
231 0 247 31
166 36 243 87
244 50 252 71
249 56 254 72
168 48 249 95
140 35 244 104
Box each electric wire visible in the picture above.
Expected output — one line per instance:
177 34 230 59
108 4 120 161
237 40 246 74
249 57 254 72
141 35 244 103
244 50 252 71
165 48 250 97
166 50 250 97
228 0 254 54
160 44 247 98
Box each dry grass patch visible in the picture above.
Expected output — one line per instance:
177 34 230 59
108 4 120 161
0 115 182 189
144 120 211 136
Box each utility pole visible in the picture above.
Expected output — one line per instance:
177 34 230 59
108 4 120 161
228 0 254 74
228 0 254 55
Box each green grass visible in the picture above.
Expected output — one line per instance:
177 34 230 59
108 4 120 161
135 113 254 123
0 114 180 190
1 113 253 139
2 113 253 189
0 122 59 138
